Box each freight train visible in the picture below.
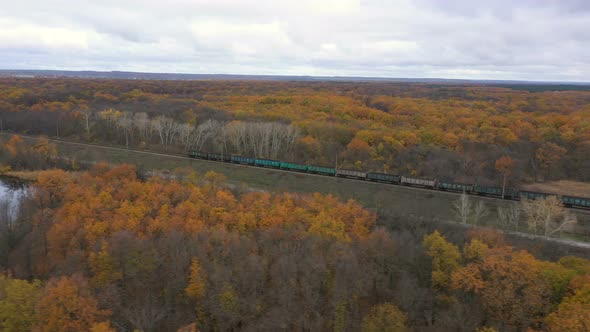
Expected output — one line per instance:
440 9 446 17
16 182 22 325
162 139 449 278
188 151 590 210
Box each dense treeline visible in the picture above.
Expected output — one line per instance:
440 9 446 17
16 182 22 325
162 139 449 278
0 162 589 331
1 78 589 188
0 135 58 172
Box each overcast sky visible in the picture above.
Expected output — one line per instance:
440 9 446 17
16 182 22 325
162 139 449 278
1 0 589 81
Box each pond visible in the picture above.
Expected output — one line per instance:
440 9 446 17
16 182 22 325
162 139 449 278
0 177 29 222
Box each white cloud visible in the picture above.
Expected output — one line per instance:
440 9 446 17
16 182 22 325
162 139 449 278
0 18 100 50
0 0 589 81
190 20 294 56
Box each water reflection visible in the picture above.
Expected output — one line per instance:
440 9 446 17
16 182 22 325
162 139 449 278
0 177 28 223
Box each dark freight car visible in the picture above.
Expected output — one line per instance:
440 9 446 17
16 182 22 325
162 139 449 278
367 172 401 184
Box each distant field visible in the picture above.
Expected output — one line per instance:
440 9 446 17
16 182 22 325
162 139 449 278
2 170 45 181
521 180 590 197
6 133 590 241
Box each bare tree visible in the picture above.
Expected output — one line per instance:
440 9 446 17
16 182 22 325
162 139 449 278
155 119 301 158
0 196 15 235
120 298 170 332
152 115 178 147
453 192 472 224
198 120 217 150
472 200 489 225
224 121 299 159
79 106 93 137
521 196 577 236
134 112 153 143
176 120 215 152
206 120 227 153
269 123 299 159
269 123 283 158
283 124 299 154
177 123 195 152
554 214 578 237
246 123 261 157
226 121 248 155
116 112 134 148
497 204 521 231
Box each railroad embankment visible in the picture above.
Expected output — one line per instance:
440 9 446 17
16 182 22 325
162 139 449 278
6 133 590 241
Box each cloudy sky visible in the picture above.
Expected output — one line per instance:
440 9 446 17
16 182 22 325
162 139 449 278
1 0 589 81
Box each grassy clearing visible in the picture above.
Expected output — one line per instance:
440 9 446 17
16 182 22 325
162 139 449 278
39 138 494 219
521 180 590 197
2 170 84 182
2 170 45 181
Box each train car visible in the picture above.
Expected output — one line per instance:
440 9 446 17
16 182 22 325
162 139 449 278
279 162 308 172
473 185 519 199
208 153 231 162
188 151 208 159
436 181 473 193
230 155 255 165
400 176 436 188
307 165 336 176
520 190 553 200
255 158 281 168
562 195 590 209
473 185 502 196
367 172 401 184
336 169 367 180
191 149 590 211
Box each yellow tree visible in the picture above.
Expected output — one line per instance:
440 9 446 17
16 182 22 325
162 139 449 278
88 242 123 288
90 321 117 332
423 231 462 292
218 283 240 326
545 285 590 332
0 275 42 332
203 171 227 189
361 303 407 332
308 211 351 242
186 257 206 300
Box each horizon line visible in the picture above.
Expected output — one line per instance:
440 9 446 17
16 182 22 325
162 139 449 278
1 68 590 85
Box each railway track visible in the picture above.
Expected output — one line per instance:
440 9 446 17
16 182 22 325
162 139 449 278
1 131 589 212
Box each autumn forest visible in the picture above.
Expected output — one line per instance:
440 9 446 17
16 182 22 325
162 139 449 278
0 78 589 331
1 78 589 185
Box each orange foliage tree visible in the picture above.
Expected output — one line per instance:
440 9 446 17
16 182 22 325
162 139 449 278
452 243 552 329
34 276 110 332
41 164 376 266
494 155 513 198
535 143 567 180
